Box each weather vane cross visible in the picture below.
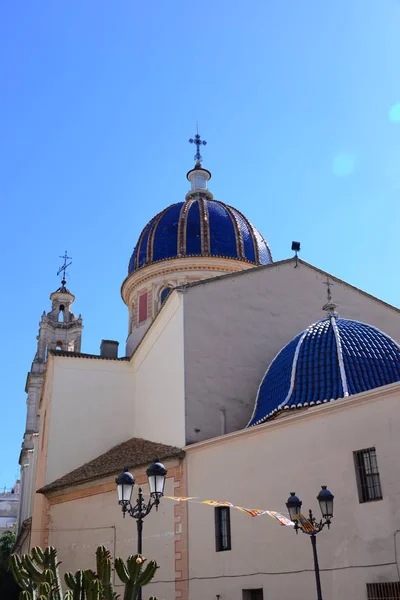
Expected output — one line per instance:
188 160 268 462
189 127 207 163
323 277 333 303
57 251 72 285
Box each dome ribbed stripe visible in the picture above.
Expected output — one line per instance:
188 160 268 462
278 331 307 409
178 200 192 256
248 317 400 428
331 317 349 397
198 197 210 255
137 219 155 269
185 200 202 256
238 209 260 263
220 202 245 259
146 205 172 264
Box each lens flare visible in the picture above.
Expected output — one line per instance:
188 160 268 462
389 103 400 123
332 154 355 177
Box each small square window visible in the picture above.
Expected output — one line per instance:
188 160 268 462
366 582 400 599
242 589 264 600
215 507 231 552
354 447 382 503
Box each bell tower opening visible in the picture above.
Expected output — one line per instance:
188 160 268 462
58 304 65 322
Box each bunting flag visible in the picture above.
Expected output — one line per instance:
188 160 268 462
162 494 294 527
164 496 196 502
235 507 268 517
266 511 294 527
201 500 233 507
294 514 318 534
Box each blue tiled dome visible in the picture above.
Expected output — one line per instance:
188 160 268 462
128 199 272 274
248 317 400 427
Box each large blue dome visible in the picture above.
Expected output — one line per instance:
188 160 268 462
248 317 400 427
128 198 272 274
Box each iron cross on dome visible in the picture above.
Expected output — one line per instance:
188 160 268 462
189 129 207 163
323 277 334 303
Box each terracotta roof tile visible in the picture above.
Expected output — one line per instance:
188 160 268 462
38 437 184 494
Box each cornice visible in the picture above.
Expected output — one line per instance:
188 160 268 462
121 257 251 304
184 381 400 453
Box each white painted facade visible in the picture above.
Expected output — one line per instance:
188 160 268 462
45 356 134 484
185 384 400 600
45 464 180 600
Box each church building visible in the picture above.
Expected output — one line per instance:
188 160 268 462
15 137 400 600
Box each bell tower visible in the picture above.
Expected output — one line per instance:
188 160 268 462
17 254 83 538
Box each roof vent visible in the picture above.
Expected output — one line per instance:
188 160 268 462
100 340 119 359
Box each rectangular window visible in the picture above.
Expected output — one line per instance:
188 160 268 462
215 507 231 552
367 582 400 599
138 293 148 324
354 447 382 503
242 590 264 600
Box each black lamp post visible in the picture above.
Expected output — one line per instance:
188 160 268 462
116 461 167 600
286 486 334 600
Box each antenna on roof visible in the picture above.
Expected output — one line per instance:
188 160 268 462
291 241 300 268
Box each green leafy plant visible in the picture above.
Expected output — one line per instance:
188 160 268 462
10 545 159 600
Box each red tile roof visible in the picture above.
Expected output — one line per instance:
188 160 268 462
38 437 184 494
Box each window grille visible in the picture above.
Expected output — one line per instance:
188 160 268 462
215 507 231 552
354 447 382 503
366 582 400 599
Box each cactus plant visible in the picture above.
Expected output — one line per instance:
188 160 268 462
114 554 158 600
10 545 159 600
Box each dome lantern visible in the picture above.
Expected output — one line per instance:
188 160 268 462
186 161 212 194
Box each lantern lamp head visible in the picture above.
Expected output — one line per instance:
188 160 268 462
116 468 135 506
146 461 167 500
317 486 334 520
286 492 302 522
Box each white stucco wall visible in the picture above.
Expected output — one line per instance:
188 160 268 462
47 469 179 600
46 357 134 484
132 291 186 448
183 260 400 443
185 384 400 600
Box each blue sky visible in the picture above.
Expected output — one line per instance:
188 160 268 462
1 0 400 487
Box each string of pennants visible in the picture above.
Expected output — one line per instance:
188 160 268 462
164 495 295 528
164 495 319 533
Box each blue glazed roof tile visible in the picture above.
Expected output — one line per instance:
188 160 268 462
248 317 400 427
128 198 272 274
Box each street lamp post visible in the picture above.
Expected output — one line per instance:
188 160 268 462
116 461 167 600
286 486 334 600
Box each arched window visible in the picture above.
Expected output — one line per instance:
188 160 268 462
67 340 75 352
58 305 65 322
56 341 63 350
160 287 172 306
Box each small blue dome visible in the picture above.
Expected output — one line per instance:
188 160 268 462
248 317 400 427
128 199 272 274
